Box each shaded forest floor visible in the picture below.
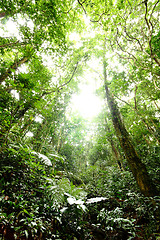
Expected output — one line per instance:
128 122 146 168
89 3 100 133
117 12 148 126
1 191 160 240
0 146 160 240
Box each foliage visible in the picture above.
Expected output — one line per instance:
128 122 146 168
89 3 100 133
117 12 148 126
0 0 160 239
0 143 87 239
80 166 160 240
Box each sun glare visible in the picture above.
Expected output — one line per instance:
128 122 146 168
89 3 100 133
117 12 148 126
71 85 103 120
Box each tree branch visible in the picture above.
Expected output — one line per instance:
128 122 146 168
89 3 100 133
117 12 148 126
77 0 87 15
114 94 160 143
57 61 79 90
153 77 160 90
0 56 29 84
149 0 159 23
143 0 160 67
123 26 143 51
0 41 28 49
42 61 79 96
115 30 138 62
90 12 108 23
134 85 138 110
154 100 160 111
144 0 151 32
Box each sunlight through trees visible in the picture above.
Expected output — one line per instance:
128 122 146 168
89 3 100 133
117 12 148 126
0 0 160 239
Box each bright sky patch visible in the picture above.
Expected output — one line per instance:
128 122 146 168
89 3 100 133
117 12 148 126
71 84 103 120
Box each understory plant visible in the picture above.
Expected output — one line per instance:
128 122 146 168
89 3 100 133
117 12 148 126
0 143 87 239
80 165 160 240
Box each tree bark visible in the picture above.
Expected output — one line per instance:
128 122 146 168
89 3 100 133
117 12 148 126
0 12 6 18
105 120 124 170
103 48 158 197
0 56 29 84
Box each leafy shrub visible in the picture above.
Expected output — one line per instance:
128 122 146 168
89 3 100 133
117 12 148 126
98 207 136 238
80 165 160 240
0 144 87 239
81 166 137 199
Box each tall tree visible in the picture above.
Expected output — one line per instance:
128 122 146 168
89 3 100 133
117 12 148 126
103 40 158 197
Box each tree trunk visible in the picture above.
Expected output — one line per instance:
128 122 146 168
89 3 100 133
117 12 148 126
103 51 158 197
105 120 124 170
111 141 124 171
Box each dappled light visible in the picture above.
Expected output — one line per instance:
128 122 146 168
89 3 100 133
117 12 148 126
0 0 160 239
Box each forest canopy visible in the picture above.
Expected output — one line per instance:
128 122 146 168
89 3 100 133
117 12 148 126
0 0 160 239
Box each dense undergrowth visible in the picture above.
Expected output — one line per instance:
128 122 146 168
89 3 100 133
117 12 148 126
0 143 160 240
